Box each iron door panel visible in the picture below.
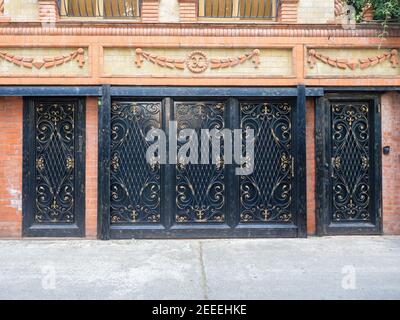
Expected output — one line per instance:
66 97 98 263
23 98 85 237
239 101 294 225
316 96 382 235
109 101 163 225
173 101 226 225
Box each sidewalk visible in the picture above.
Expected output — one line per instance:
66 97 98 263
0 236 399 300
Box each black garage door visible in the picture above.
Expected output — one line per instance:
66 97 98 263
98 87 307 239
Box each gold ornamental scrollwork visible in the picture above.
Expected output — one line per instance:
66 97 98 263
135 48 261 74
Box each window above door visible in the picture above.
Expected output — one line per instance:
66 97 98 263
198 0 280 21
57 0 141 19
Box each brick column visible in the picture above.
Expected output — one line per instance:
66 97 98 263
278 0 299 23
0 0 10 23
141 0 160 23
38 0 59 24
178 0 197 23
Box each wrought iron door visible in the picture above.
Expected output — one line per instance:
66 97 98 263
23 98 85 237
109 101 162 225
316 95 382 235
240 101 293 224
102 92 306 239
174 101 226 224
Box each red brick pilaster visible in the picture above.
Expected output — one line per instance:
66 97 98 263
278 0 299 23
141 0 160 23
38 0 59 24
178 0 197 23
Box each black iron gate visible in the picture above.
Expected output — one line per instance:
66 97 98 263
23 98 86 237
99 87 308 239
316 94 382 235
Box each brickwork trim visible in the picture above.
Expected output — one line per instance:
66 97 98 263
278 0 299 23
178 0 197 23
0 23 398 37
38 0 59 24
142 0 160 23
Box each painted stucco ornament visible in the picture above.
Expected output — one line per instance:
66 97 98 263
135 48 260 73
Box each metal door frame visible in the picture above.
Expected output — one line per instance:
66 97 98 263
98 85 313 239
22 97 86 237
315 93 383 236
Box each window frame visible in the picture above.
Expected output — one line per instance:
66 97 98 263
197 0 279 22
57 0 142 21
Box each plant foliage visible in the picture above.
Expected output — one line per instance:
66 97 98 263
348 0 400 21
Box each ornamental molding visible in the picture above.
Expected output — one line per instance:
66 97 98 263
134 48 260 73
307 48 399 70
0 24 399 38
0 48 85 69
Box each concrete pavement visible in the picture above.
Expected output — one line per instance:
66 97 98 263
0 236 399 300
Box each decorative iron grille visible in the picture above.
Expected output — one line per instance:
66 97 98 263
57 0 141 18
198 0 280 19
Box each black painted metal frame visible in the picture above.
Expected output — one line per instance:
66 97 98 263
98 85 308 239
22 97 86 237
315 93 383 236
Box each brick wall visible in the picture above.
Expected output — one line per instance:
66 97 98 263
0 97 23 238
381 92 400 235
306 98 316 235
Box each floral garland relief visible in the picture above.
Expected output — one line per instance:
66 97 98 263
308 48 399 70
134 48 261 73
0 48 85 70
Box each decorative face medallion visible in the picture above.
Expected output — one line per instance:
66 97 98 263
186 51 209 73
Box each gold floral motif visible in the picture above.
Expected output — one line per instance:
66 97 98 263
111 215 121 223
332 156 341 170
212 214 225 222
148 214 160 222
130 210 138 222
280 154 291 171
361 156 369 170
261 209 270 221
66 156 74 170
279 213 292 222
195 209 206 221
130 104 141 116
176 215 189 223
240 213 253 222
215 156 224 170
111 154 120 171
36 156 45 171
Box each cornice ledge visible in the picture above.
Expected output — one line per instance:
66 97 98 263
0 22 399 37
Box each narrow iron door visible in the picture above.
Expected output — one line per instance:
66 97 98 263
23 98 85 237
316 95 382 235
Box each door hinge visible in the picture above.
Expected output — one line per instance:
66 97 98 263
78 135 84 153
377 103 381 113
291 157 295 178
379 208 382 218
